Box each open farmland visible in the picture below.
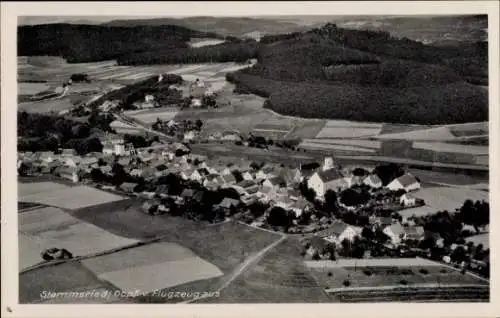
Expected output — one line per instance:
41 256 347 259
412 142 488 155
82 242 223 293
315 121 382 139
109 120 145 135
19 206 139 271
203 238 329 303
19 261 120 304
19 182 126 210
298 142 377 154
412 187 489 211
306 259 487 290
465 234 489 250
18 82 50 95
124 108 179 124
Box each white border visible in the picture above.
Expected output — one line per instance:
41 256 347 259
2 2 499 318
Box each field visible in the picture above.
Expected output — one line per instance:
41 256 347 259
82 242 223 293
109 120 145 135
465 234 489 250
315 121 382 139
19 206 139 271
18 82 50 95
412 186 489 211
412 142 488 155
124 108 179 124
203 238 329 303
188 38 226 48
19 261 120 304
306 260 487 290
19 182 126 210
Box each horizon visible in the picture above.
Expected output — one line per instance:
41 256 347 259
17 14 478 26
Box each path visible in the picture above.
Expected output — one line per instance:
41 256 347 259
182 233 287 304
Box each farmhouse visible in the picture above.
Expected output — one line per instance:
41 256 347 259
307 169 345 198
321 221 358 244
234 180 259 196
58 167 80 183
404 226 425 241
399 193 417 207
289 200 310 217
279 168 303 185
262 176 286 189
215 197 240 215
363 174 383 188
386 173 421 192
120 182 138 193
383 223 405 246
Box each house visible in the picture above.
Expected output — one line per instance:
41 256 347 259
58 167 79 183
258 186 277 202
39 151 55 163
221 131 242 142
321 157 335 171
63 156 81 168
60 149 77 156
307 236 328 257
262 176 286 189
255 166 278 180
386 173 421 192
120 182 138 193
343 175 363 188
184 131 197 142
191 98 202 108
363 174 383 188
400 193 417 207
80 157 99 169
189 169 204 183
321 221 358 244
383 223 405 245
129 168 144 177
307 168 345 198
234 180 259 196
371 216 393 228
219 173 237 186
274 196 295 211
279 168 303 185
215 197 241 215
141 200 159 215
289 200 310 217
404 226 425 241
241 171 254 181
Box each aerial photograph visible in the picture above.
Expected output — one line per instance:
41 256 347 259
16 14 489 304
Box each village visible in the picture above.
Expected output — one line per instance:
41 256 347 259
17 130 490 281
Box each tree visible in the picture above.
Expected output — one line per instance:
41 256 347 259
195 119 203 131
267 207 292 227
373 163 405 186
451 245 468 264
361 227 374 241
248 201 268 218
340 188 370 207
352 168 369 177
324 189 338 214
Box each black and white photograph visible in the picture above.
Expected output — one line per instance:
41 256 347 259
1 1 499 317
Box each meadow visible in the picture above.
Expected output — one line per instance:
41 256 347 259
19 182 126 210
19 206 139 271
82 242 223 293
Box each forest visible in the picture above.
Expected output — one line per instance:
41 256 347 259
18 24 219 63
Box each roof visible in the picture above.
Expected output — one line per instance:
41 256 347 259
365 174 382 184
317 169 343 182
217 197 240 209
245 186 260 194
59 166 79 175
180 189 195 198
266 176 286 186
395 173 419 187
237 180 257 188
386 223 405 236
309 236 327 251
405 226 425 236
221 173 236 183
321 221 350 238
120 182 138 190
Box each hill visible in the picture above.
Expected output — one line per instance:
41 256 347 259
17 23 221 63
103 16 310 37
226 23 488 124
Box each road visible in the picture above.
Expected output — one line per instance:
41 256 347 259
182 233 287 304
